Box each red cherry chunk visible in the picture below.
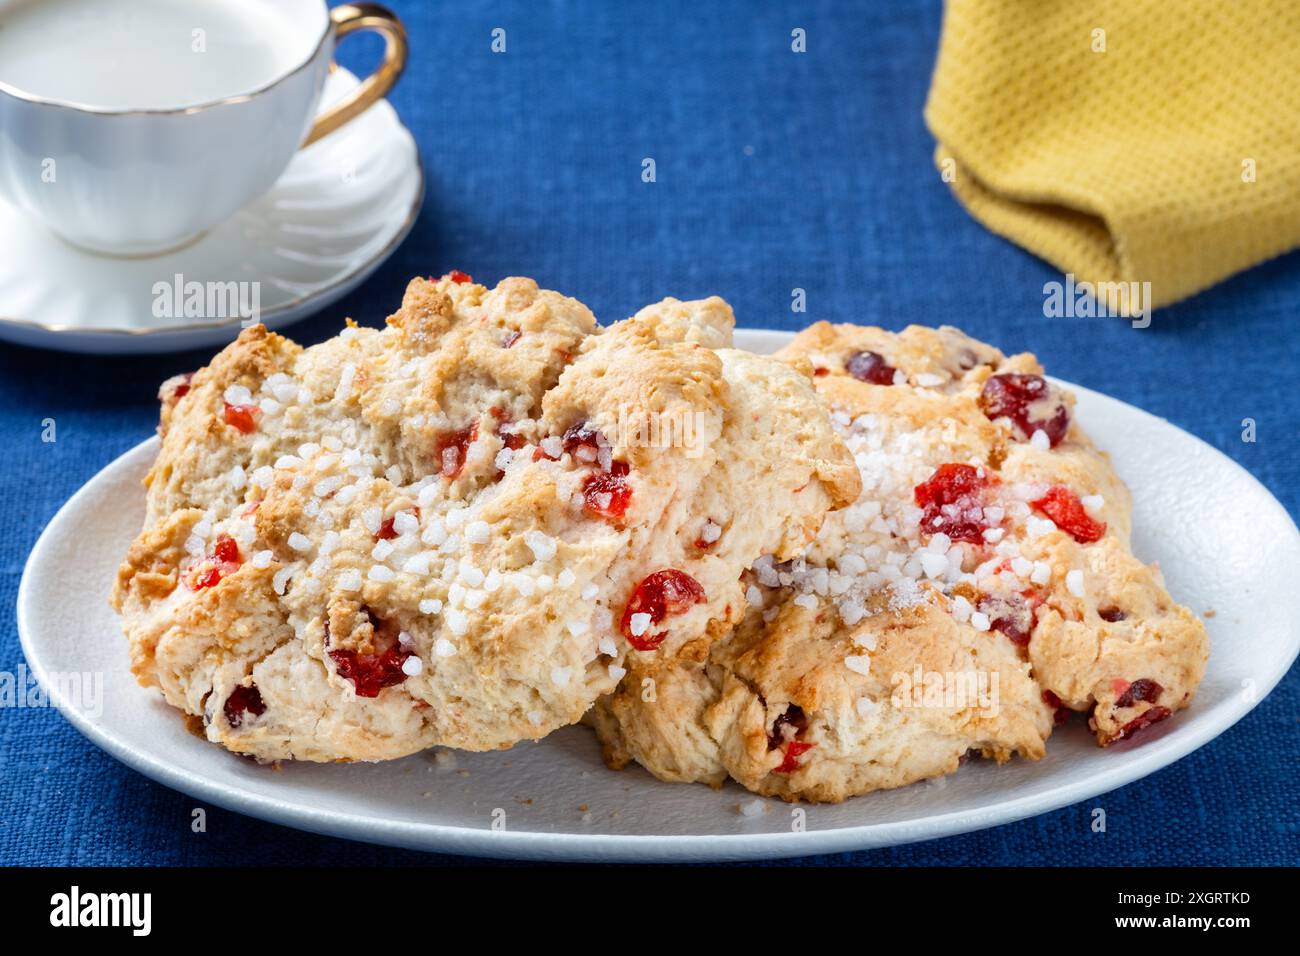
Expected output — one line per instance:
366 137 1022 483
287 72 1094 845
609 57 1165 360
1041 689 1070 726
767 705 809 749
845 350 897 385
620 569 706 651
980 373 1070 446
1031 486 1106 543
562 421 606 464
329 645 412 698
774 740 816 774
224 684 266 728
435 423 478 479
978 591 1038 646
1115 678 1163 709
445 270 472 284
582 461 631 521
190 535 241 590
1111 705 1172 744
913 463 994 544
223 402 258 434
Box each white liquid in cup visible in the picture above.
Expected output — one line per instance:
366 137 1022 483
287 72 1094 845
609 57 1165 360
0 0 301 110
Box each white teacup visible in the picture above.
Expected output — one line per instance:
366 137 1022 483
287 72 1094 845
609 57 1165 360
0 0 407 256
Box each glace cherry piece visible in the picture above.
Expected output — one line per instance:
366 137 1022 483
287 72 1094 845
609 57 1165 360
1041 689 1070 726
326 609 413 698
224 684 266 728
562 421 605 463
979 373 1070 446
1031 486 1106 543
582 461 631 522
435 423 479 480
774 740 815 773
1115 678 1163 709
978 591 1039 646
845 350 897 385
1111 706 1172 744
913 463 994 544
620 570 706 651
223 402 258 434
445 270 472 284
191 535 241 590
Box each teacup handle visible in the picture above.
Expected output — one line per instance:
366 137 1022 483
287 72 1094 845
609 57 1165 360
302 3 408 148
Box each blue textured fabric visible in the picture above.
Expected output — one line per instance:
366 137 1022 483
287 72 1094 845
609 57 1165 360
1 0 1296 866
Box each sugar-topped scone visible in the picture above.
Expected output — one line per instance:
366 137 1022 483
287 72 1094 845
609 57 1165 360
588 322 1208 802
112 277 858 763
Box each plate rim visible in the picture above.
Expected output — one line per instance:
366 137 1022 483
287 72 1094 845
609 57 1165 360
18 342 1300 861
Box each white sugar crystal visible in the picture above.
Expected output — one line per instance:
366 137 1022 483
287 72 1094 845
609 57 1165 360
739 799 765 818
274 455 303 470
510 573 535 597
313 475 343 497
1026 516 1057 539
463 589 486 610
337 568 362 591
381 398 401 416
598 637 618 657
557 568 576 588
465 520 491 544
920 551 948 579
1030 429 1051 451
272 382 299 403
524 530 557 562
535 574 554 592
482 569 503 593
444 609 468 636
367 565 395 582
393 511 419 537
1031 561 1052 586
335 362 356 400
223 384 253 406
539 436 563 458
950 595 973 623
843 654 871 676
250 465 274 488
746 585 764 607
272 566 293 595
401 656 423 676
565 618 589 637
581 583 600 601
319 530 341 555
251 549 274 569
1011 556 1033 578
699 521 722 544
361 506 382 535
417 483 440 508
402 552 431 575
628 612 652 637
970 611 991 632
1066 569 1085 597
421 518 448 547
288 532 312 553
550 666 572 687
494 448 515 471
839 601 866 626
1081 494 1104 517
793 593 819 611
982 527 1005 543
915 372 945 387
371 539 395 561
608 664 627 681
419 598 443 615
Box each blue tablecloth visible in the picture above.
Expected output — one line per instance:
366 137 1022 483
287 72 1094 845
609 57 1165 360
2 0 1296 866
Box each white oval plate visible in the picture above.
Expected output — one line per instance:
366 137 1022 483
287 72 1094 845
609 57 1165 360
0 69 423 355
18 329 1300 861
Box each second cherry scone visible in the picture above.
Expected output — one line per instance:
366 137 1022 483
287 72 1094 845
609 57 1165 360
588 322 1209 802
111 278 858 762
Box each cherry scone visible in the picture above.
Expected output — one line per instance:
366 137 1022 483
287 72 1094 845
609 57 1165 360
111 277 859 762
587 322 1209 802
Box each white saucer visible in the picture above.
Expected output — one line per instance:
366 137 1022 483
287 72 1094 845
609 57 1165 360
0 68 423 355
18 330 1300 861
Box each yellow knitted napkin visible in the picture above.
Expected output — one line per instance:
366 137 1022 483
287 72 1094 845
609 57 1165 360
925 0 1300 312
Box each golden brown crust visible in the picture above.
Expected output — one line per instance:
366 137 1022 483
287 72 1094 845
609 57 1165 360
113 280 854 763
589 322 1208 801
